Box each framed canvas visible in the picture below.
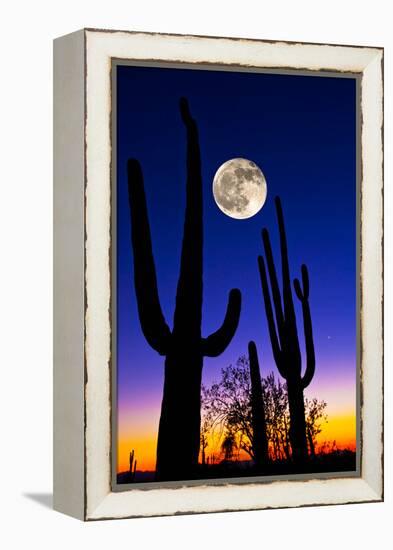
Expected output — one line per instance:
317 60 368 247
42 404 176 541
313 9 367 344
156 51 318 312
53 29 383 521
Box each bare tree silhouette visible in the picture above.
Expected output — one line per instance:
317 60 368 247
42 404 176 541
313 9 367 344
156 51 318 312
200 416 210 467
305 397 328 458
258 196 315 463
202 357 255 461
201 356 326 463
263 373 290 461
127 98 241 481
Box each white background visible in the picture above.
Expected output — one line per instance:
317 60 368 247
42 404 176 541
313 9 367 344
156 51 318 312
0 1 391 548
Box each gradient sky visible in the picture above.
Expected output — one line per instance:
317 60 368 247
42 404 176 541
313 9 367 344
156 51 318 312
116 64 357 472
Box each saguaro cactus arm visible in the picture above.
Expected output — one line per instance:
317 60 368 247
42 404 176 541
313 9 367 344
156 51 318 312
294 264 315 388
202 288 241 357
127 159 171 355
275 197 297 328
294 264 309 300
258 255 285 376
261 228 285 339
265 196 301 367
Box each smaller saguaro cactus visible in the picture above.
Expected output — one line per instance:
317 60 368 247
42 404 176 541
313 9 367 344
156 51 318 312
248 341 269 469
129 449 137 481
258 196 315 463
200 431 208 467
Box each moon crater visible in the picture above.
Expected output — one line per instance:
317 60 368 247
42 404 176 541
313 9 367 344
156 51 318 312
213 158 267 219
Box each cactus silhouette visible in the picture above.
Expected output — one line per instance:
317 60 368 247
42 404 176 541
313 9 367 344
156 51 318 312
127 98 242 481
129 449 137 481
258 196 315 463
248 341 268 468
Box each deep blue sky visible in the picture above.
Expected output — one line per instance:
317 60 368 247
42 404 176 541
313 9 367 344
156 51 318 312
116 64 357 418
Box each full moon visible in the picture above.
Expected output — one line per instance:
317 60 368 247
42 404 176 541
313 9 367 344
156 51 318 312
213 158 267 219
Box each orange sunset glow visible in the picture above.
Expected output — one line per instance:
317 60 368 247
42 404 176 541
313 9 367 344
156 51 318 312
117 409 356 474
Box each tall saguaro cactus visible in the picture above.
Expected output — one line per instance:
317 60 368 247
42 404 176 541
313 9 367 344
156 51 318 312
258 197 315 463
248 341 268 468
127 98 242 481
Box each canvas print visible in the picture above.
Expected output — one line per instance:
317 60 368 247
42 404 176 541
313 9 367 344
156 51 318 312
114 64 358 485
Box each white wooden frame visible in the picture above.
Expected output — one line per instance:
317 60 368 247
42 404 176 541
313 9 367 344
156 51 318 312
53 28 383 521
